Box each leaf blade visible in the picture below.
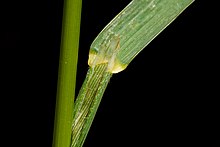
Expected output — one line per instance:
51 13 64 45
89 0 194 73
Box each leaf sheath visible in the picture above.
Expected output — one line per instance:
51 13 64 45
71 64 112 147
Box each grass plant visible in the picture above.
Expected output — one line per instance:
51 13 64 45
53 0 194 147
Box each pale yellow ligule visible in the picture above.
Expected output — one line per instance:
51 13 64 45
88 36 128 73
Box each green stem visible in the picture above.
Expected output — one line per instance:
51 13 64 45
53 0 82 147
71 64 112 147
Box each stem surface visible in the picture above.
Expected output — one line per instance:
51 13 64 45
53 0 82 147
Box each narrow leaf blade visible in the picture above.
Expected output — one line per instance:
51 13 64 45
89 0 194 73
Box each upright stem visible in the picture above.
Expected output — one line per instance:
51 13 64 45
53 0 82 147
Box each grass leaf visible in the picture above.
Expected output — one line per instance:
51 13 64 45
71 0 194 147
89 0 194 73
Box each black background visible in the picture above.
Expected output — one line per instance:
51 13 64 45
1 0 219 147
